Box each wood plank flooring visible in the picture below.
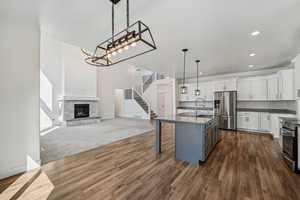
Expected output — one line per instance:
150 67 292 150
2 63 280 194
1 124 300 200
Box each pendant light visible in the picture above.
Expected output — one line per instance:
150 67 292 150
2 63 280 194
81 0 157 67
195 60 201 96
181 49 188 94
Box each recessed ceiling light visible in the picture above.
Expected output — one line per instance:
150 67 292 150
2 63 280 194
248 65 254 68
249 53 256 57
199 72 203 75
251 30 260 36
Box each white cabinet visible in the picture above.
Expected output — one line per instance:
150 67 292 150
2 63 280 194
237 77 267 101
238 112 271 133
237 112 259 130
278 69 295 100
270 114 296 139
205 83 215 101
215 79 236 92
237 79 250 101
251 78 268 100
267 75 279 101
248 112 260 130
237 114 248 129
259 113 271 132
200 82 215 101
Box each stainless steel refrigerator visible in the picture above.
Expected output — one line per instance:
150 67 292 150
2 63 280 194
214 91 237 130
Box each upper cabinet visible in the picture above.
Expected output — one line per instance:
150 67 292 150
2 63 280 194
237 77 267 101
237 79 250 101
215 79 237 92
178 69 295 102
267 75 279 101
278 69 295 100
251 77 268 100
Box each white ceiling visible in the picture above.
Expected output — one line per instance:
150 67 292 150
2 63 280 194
40 0 300 78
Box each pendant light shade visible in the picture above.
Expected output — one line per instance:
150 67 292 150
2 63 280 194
181 49 188 94
195 60 200 96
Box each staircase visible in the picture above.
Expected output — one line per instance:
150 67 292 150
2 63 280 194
132 90 158 119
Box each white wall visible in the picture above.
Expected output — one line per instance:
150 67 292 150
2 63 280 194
40 33 98 128
0 1 40 178
143 78 176 115
40 32 63 127
98 65 136 119
115 90 149 119
62 43 98 97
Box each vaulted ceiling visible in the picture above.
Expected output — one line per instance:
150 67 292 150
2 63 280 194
40 0 300 78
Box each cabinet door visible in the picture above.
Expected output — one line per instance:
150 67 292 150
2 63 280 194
224 79 237 91
267 76 279 101
237 79 250 100
247 112 259 130
259 113 271 132
278 69 295 100
250 78 268 100
215 81 225 92
237 113 248 129
203 83 215 101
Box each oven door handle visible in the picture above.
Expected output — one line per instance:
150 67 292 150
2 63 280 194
280 128 295 137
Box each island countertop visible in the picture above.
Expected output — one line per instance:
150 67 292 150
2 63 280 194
154 115 214 125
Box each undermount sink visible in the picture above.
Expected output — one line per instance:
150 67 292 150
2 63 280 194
196 115 213 118
179 112 213 118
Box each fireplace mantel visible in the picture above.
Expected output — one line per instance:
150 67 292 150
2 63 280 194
58 96 99 102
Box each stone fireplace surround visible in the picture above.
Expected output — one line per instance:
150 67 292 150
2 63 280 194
59 96 101 126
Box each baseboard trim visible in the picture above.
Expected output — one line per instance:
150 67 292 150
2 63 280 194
0 159 41 180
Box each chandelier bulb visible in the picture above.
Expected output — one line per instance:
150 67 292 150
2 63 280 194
112 51 117 56
131 42 137 47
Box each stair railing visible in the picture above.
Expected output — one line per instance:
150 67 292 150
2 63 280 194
131 88 151 119
143 72 156 93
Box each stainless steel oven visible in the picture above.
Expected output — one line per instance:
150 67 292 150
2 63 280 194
280 120 299 173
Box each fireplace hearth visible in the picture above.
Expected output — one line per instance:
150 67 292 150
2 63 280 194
74 104 90 119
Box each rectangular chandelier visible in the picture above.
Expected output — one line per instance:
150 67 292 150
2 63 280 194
82 0 157 67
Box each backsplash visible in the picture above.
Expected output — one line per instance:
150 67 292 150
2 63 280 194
178 101 296 111
237 101 296 111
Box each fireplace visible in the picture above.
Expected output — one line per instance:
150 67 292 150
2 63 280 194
74 104 90 119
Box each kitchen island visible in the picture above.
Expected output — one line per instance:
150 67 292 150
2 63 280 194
155 115 219 164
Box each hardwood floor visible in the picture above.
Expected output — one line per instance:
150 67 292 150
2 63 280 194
1 124 300 200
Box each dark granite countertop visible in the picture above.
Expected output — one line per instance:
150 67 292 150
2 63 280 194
237 108 296 114
279 117 300 126
154 115 214 124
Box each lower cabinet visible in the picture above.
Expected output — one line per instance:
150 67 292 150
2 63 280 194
238 112 296 137
270 114 296 139
259 113 271 132
237 112 259 131
237 112 271 133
